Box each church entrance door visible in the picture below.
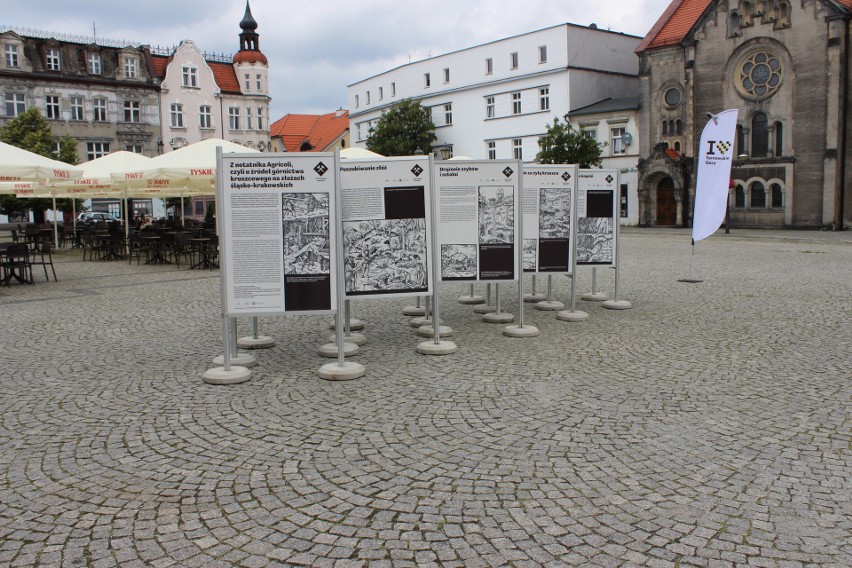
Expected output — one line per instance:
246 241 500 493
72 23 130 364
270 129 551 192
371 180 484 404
656 177 677 226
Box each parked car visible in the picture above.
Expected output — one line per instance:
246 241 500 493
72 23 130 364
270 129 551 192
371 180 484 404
77 212 120 223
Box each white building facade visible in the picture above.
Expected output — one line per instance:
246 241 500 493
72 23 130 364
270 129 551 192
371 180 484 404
348 23 640 175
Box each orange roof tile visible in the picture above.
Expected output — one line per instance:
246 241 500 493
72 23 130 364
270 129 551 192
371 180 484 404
637 0 712 52
233 50 268 65
270 111 349 152
150 54 241 94
838 0 852 8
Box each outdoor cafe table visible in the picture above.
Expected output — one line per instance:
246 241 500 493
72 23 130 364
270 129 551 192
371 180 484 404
142 236 170 265
189 237 215 269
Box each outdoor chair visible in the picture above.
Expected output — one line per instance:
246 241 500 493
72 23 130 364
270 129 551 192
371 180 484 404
1 244 34 286
127 232 145 265
29 240 57 282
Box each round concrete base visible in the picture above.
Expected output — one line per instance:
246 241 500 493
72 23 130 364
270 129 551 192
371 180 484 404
457 295 485 305
417 340 457 355
203 365 251 385
330 318 365 331
317 342 360 358
581 292 608 301
472 304 496 314
416 325 453 338
602 299 633 310
503 324 540 337
318 361 365 381
402 305 426 316
410 316 441 327
556 310 589 322
328 332 368 346
524 293 546 303
482 312 514 323
535 300 564 311
212 352 257 368
236 335 275 349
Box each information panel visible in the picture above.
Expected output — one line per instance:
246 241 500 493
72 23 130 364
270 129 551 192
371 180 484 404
219 152 337 315
522 164 577 273
576 169 618 266
436 160 520 282
339 156 432 299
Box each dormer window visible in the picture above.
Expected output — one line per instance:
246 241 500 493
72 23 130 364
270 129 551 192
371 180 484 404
45 48 61 71
182 66 198 88
87 52 102 75
5 44 19 68
124 57 137 78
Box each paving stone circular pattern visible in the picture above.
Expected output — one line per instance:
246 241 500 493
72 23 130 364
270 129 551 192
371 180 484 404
0 230 850 567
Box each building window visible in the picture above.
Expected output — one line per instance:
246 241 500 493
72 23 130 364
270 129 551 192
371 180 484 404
486 58 493 75
751 112 768 157
124 100 140 123
5 44 19 68
582 128 597 141
487 141 496 160
170 103 184 128
771 183 783 208
513 138 523 160
539 88 550 111
126 144 144 154
256 74 262 90
424 73 431 88
45 95 60 120
199 105 212 129
93 98 107 121
538 45 547 64
124 57 137 78
664 87 681 107
774 121 783 156
662 120 668 136
750 181 766 208
87 52 101 75
735 184 745 207
45 48 61 71
443 68 450 83
246 107 252 130
70 96 84 121
182 66 198 88
244 74 251 91
486 96 495 118
257 107 263 130
355 94 360 108
735 49 783 100
611 127 627 155
510 52 518 69
378 87 383 101
512 92 521 115
366 90 371 104
86 142 110 160
444 103 452 125
228 107 241 130
736 124 745 155
391 82 396 97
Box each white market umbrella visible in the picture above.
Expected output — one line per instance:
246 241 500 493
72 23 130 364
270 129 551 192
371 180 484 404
111 138 260 193
0 140 82 182
340 147 383 159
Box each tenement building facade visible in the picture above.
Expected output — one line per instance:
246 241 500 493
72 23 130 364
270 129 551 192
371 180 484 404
636 0 852 229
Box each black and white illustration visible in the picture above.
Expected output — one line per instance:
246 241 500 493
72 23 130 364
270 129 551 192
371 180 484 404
343 218 428 294
576 217 613 264
478 186 514 244
539 188 571 239
441 244 477 279
522 239 537 271
282 192 330 275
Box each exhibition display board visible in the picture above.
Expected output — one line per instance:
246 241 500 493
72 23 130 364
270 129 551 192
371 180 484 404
521 164 578 273
218 152 338 316
435 160 521 282
339 156 433 299
576 169 619 267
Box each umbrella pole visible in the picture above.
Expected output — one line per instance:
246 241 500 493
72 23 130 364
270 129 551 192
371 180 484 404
181 193 185 227
52 193 59 248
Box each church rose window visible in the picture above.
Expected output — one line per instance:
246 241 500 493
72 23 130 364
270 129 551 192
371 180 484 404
736 49 783 99
664 88 681 107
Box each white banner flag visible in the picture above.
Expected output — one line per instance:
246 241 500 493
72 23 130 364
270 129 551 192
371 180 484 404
692 109 738 242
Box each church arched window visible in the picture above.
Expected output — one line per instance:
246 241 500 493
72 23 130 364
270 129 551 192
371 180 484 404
751 113 769 157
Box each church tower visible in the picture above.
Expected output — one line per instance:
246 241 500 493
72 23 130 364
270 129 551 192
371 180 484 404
232 0 270 149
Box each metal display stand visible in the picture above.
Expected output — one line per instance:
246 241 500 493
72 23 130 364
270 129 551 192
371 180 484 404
473 283 496 313
581 267 608 301
535 275 564 311
458 283 485 305
524 275 546 302
482 284 514 323
237 317 275 349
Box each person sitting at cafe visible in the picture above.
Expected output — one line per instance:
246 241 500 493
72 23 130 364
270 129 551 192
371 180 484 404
140 215 153 230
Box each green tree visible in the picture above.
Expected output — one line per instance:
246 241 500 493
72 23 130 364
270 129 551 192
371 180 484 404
0 108 80 222
366 98 437 156
535 115 604 168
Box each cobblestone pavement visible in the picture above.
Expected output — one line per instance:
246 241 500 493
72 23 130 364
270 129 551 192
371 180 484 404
0 229 849 568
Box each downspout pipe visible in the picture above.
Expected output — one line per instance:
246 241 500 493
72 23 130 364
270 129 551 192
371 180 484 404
834 15 849 230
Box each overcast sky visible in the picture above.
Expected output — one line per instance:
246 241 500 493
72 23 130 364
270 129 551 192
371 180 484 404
3 0 671 120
